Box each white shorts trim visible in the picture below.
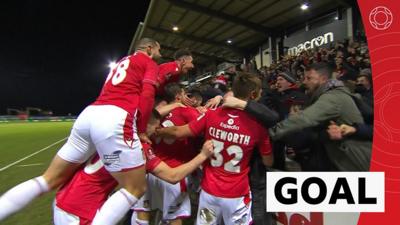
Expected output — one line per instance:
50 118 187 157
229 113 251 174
53 203 80 225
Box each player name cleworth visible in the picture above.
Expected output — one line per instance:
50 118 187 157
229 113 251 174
209 126 251 145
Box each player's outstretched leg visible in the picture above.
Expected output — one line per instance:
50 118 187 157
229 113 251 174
0 155 81 221
92 165 147 225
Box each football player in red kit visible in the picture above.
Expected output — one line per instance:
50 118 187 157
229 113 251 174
157 49 194 96
53 109 214 225
156 72 274 225
0 38 161 225
142 82 201 224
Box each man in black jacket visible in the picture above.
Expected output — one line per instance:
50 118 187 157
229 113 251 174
260 71 308 170
355 69 373 107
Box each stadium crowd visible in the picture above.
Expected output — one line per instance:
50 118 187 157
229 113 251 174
0 37 373 225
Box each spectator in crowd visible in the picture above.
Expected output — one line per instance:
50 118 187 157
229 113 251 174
355 68 373 106
213 71 229 93
269 62 372 171
260 71 308 170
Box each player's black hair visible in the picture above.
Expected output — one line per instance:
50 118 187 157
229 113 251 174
164 82 183 103
188 90 202 101
174 49 192 60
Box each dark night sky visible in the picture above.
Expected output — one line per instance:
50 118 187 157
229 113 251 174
0 0 149 115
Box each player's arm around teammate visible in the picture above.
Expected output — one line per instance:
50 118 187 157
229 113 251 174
155 123 193 139
133 140 214 225
222 95 279 128
156 102 186 117
156 119 274 168
152 139 213 184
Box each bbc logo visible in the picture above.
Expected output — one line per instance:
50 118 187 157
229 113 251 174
266 172 384 212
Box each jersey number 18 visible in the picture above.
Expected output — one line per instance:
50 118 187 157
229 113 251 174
105 58 130 85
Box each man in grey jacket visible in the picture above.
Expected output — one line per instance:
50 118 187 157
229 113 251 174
269 62 371 171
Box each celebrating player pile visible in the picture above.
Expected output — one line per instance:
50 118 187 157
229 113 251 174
156 72 274 225
0 36 273 225
54 109 214 224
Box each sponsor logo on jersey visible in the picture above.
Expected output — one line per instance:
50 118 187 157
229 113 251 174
219 121 239 130
219 116 240 130
103 150 122 166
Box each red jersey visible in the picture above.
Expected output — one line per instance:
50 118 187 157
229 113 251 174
157 61 180 95
93 52 158 114
55 143 161 220
154 106 200 167
188 108 272 198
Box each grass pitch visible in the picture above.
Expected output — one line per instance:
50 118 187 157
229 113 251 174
0 121 73 225
0 121 197 225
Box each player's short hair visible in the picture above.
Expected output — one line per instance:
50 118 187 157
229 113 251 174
174 49 192 60
135 38 159 51
232 72 262 99
164 82 183 103
189 90 203 101
150 109 162 124
306 62 333 79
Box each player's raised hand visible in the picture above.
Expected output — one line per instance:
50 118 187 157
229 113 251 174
200 140 214 158
205 95 223 109
182 94 196 107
